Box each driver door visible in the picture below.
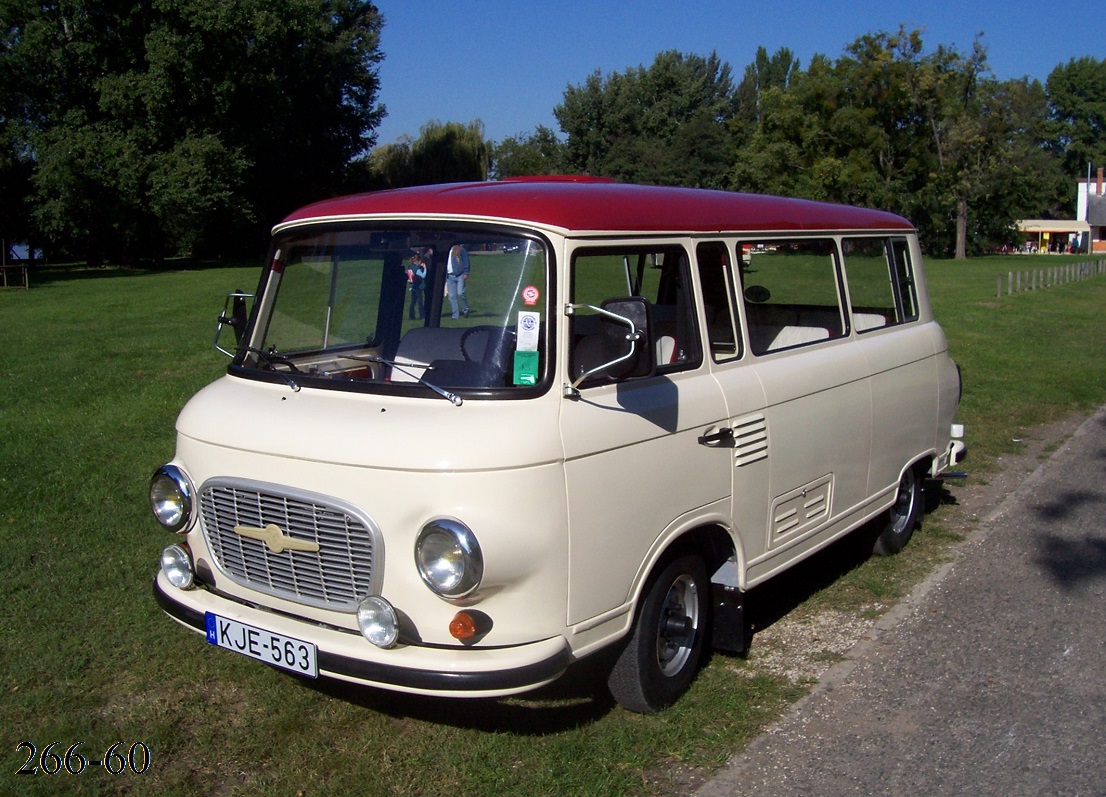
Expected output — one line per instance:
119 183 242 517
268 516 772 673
559 242 730 626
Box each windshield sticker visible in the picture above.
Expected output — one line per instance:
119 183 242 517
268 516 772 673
513 350 538 386
517 311 540 352
522 285 540 306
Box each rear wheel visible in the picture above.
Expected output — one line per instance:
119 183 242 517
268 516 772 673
873 466 923 556
607 553 709 713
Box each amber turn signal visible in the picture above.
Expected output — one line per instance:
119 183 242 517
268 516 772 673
449 612 477 640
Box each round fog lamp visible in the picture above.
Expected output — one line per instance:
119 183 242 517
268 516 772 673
161 544 194 589
357 596 399 648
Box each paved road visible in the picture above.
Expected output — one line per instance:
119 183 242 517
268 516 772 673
698 409 1106 797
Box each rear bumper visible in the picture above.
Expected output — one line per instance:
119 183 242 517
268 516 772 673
153 573 571 697
932 434 968 477
949 439 968 467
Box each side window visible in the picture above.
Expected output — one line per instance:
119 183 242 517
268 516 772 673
570 245 701 383
738 238 845 356
842 236 919 332
696 241 742 361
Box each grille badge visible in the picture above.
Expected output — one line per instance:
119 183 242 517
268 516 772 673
232 523 321 554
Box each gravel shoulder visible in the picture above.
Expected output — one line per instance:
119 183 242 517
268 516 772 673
678 411 1092 795
749 412 1084 686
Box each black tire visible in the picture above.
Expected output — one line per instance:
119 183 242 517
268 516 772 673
873 466 923 556
607 553 709 713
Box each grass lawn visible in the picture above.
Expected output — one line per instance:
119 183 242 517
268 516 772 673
2 253 1104 795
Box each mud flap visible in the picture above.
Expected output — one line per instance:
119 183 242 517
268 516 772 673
710 560 746 654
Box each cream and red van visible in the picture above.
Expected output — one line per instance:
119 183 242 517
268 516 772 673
151 177 965 713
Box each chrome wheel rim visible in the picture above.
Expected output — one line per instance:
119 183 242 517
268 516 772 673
890 469 917 535
655 574 700 676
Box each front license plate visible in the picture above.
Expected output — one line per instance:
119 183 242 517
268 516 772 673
205 612 318 678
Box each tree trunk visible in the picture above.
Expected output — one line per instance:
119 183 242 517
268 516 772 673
954 196 968 260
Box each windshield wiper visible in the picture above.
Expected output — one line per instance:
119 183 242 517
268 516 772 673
240 348 462 406
348 355 463 407
241 347 301 392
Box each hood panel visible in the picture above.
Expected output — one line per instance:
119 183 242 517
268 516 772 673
176 376 564 472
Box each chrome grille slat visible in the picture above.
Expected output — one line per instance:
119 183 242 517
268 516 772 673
199 482 376 611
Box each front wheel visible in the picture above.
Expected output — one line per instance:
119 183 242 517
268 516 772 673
873 466 923 556
607 554 709 713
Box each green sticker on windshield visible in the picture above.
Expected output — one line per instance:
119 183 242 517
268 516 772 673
513 350 538 385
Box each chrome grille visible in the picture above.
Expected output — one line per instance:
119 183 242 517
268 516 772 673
199 481 377 610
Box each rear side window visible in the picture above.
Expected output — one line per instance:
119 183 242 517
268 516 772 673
841 236 919 332
738 239 846 355
570 245 701 383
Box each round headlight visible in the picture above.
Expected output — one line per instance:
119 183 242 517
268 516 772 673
150 465 194 533
415 519 483 599
357 596 399 648
161 544 194 589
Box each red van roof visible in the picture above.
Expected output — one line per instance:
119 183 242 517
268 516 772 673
279 177 913 234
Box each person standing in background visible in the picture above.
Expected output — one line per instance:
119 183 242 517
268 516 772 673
408 253 427 320
445 244 470 319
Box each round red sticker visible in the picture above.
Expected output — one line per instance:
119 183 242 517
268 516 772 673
522 285 540 306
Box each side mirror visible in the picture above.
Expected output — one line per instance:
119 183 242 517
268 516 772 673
600 297 654 379
566 296 655 395
213 290 254 357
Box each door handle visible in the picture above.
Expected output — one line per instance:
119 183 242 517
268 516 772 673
698 426 735 447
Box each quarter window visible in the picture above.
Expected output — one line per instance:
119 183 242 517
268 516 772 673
890 238 919 321
696 242 741 361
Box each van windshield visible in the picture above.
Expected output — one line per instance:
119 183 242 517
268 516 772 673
234 225 550 397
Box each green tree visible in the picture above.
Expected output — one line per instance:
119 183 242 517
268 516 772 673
907 40 1066 256
0 120 34 257
1046 56 1106 177
967 77 1068 246
730 33 928 210
728 28 1062 257
732 45 801 145
409 120 490 184
356 120 491 188
728 83 807 197
357 136 415 190
30 117 154 265
491 126 565 179
1 0 385 263
555 50 736 187
908 39 994 258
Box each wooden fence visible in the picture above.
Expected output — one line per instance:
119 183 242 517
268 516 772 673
997 260 1106 298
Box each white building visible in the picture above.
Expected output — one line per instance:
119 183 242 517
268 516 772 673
1077 168 1105 253
1017 168 1105 254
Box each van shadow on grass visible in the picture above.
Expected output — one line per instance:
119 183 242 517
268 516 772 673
296 479 958 733
298 650 618 735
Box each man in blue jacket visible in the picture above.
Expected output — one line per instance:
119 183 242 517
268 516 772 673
445 244 470 319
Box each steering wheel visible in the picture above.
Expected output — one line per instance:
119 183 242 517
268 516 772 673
457 326 517 387
460 326 491 362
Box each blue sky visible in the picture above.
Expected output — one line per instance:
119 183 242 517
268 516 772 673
370 0 1101 148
